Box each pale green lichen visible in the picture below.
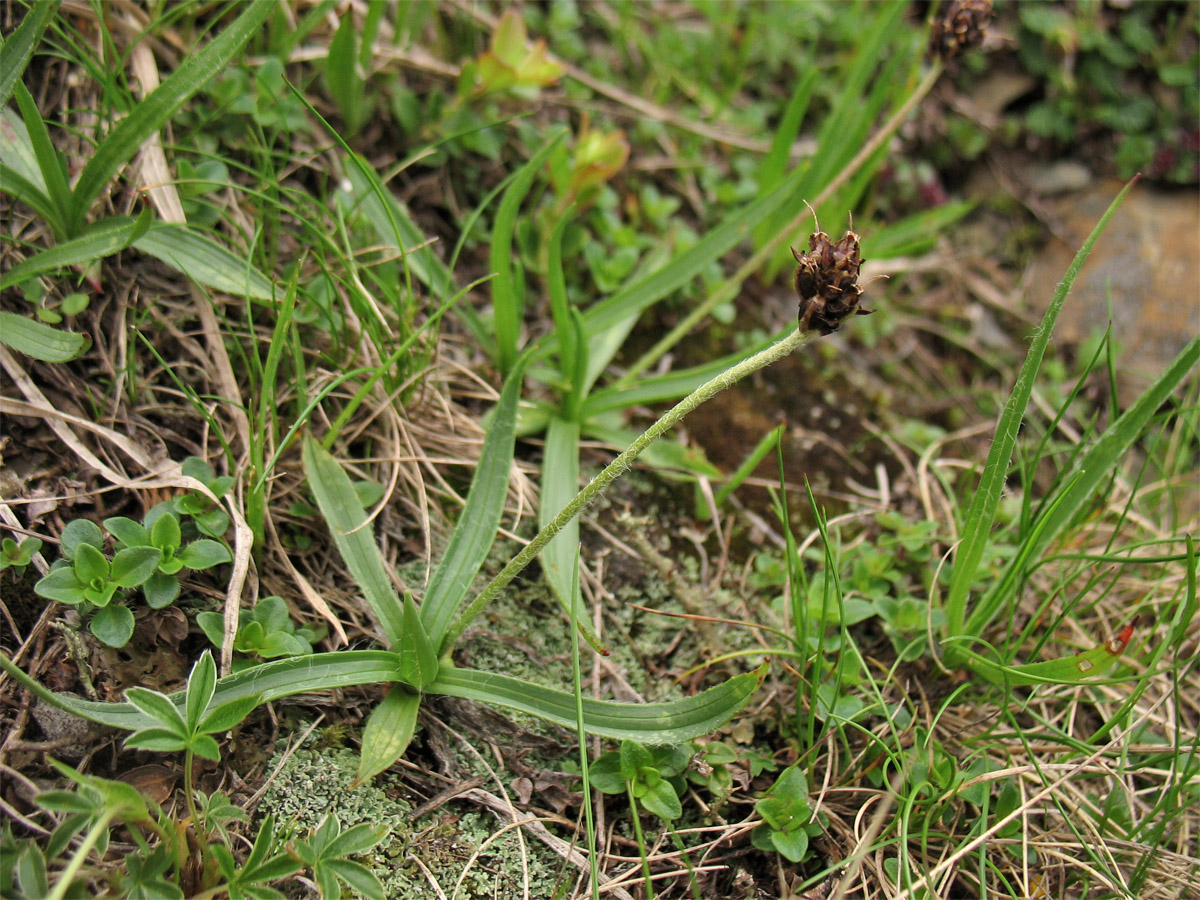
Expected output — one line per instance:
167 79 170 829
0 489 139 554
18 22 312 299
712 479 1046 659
258 730 566 899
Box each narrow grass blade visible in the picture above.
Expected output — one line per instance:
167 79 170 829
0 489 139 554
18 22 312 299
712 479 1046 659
341 162 454 295
943 177 1138 644
968 333 1200 635
354 683 421 784
0 650 405 732
420 352 530 650
491 129 567 375
303 436 406 649
0 0 59 107
0 311 86 362
69 1 274 230
134 224 275 301
428 664 767 743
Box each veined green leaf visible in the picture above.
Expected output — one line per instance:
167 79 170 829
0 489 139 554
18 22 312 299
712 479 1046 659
0 216 140 290
70 0 275 230
397 592 438 689
428 664 766 743
354 684 421 785
0 0 59 108
540 417 580 611
955 618 1140 686
303 437 405 649
0 650 405 732
0 311 86 362
134 224 275 301
421 352 530 650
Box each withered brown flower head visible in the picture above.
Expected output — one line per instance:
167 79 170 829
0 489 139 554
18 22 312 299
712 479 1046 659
928 0 993 62
791 229 872 336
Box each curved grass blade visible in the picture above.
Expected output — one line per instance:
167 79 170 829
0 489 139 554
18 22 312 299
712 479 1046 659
428 664 767 744
0 650 405 732
69 1 274 230
968 333 1200 636
943 177 1139 646
303 436 405 649
420 351 531 650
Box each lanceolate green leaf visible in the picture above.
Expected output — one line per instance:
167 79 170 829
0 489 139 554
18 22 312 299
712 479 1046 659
2 651 763 746
0 216 141 290
354 684 421 785
397 593 438 689
421 352 530 650
0 0 59 108
303 437 405 649
943 177 1138 644
0 311 86 363
134 224 275 301
0 650 406 732
491 130 566 375
427 664 767 744
69 1 275 231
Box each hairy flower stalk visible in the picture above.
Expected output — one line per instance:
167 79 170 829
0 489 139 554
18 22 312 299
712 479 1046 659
445 239 869 650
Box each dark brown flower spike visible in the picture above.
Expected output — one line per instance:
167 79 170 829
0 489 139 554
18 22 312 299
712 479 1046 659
928 0 993 62
791 226 872 336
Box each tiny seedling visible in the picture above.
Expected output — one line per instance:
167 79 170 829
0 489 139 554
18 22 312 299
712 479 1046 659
288 814 387 900
751 763 826 864
0 535 42 573
196 596 327 671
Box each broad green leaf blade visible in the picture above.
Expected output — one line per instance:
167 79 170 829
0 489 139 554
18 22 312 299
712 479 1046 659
0 107 47 191
0 216 139 290
70 1 274 228
0 0 59 108
185 652 218 732
428 664 766 743
397 593 438 689
956 620 1139 686
13 80 71 236
199 694 261 734
0 650 405 732
303 436 405 649
354 684 421 785
968 333 1200 635
420 352 530 650
943 177 1138 642
0 311 86 362
540 417 580 612
125 688 187 734
134 224 275 301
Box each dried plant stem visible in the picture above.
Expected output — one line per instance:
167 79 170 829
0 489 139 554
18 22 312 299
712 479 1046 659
443 327 813 649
